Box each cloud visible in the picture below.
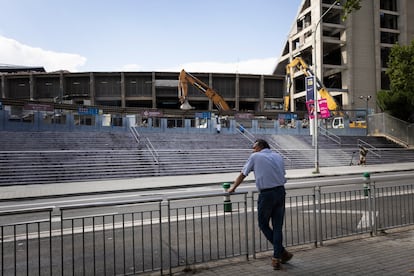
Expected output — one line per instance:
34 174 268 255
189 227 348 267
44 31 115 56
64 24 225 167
0 36 86 72
120 57 277 75
176 58 277 75
1 35 276 75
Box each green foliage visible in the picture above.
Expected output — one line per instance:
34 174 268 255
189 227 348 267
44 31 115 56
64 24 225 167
377 90 413 122
342 0 362 20
380 40 414 122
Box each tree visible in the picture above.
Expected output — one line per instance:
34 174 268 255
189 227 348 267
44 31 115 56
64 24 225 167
377 40 414 122
342 0 362 20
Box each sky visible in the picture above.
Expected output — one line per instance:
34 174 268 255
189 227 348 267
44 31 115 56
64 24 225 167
0 0 302 74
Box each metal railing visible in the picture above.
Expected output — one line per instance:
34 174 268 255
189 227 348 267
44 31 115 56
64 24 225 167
130 126 159 165
235 121 293 167
318 125 341 145
0 175 413 275
129 126 141 143
145 137 160 165
369 112 413 147
357 138 381 158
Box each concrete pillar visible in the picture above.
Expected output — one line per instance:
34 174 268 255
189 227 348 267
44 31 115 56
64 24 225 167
208 73 213 110
121 72 126 108
89 73 95 106
152 72 156 108
29 74 35 100
59 72 64 102
259 75 265 112
235 73 240 111
1 75 5 98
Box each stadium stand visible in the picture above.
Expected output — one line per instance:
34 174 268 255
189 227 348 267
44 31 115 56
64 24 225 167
1 131 414 186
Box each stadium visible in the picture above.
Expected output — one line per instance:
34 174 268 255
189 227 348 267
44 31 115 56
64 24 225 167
1 1 414 275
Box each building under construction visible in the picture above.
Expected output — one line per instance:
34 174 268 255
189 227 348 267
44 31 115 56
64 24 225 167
275 0 414 116
1 0 413 122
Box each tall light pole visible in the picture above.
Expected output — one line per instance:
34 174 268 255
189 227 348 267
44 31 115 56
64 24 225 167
312 0 340 174
359 95 372 135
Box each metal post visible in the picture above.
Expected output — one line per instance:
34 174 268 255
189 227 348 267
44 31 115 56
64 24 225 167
313 78 319 173
158 201 163 275
316 186 323 247
312 187 318 247
312 0 340 173
367 182 373 236
244 193 249 261
222 183 232 212
252 193 257 259
359 95 371 135
371 182 377 235
167 200 172 275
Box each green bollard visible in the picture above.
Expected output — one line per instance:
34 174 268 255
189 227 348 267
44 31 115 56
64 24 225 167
222 182 232 212
363 172 370 197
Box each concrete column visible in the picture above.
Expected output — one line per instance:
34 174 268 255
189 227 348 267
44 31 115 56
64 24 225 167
259 75 264 112
1 75 5 98
208 73 213 110
372 0 381 113
89 73 95 106
152 72 156 108
235 73 240 111
59 72 64 101
121 72 126 108
29 74 35 100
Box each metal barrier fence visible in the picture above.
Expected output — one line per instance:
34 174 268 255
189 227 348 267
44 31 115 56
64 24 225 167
1 109 367 136
0 176 413 275
369 112 414 147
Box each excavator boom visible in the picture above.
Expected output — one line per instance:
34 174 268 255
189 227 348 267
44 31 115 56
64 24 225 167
178 69 230 111
285 57 339 112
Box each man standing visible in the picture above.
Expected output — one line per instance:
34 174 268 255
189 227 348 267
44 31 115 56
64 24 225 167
228 139 293 270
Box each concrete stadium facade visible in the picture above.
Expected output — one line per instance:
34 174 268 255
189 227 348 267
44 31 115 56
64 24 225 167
274 0 414 117
0 70 287 117
1 0 413 122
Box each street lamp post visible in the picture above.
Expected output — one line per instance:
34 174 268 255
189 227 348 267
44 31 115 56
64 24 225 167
359 95 372 135
312 0 340 174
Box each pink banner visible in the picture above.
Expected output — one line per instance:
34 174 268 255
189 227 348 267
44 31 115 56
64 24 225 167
306 98 331 119
318 98 330 118
306 100 315 119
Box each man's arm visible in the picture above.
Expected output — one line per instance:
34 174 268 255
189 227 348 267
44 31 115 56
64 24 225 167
228 173 246 193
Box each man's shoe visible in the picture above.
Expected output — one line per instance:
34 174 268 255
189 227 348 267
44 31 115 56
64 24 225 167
281 250 293 264
271 257 282 270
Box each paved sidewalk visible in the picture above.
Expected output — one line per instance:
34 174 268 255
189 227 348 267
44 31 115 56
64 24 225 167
1 162 413 275
1 162 414 200
170 226 414 276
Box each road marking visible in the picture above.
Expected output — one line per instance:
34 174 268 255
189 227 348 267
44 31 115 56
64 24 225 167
303 209 379 230
0 208 235 243
0 186 226 210
357 211 379 229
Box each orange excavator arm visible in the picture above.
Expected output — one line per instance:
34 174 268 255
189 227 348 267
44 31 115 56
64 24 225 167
285 57 339 112
178 69 230 111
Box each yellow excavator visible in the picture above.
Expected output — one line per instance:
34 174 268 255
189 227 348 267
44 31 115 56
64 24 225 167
284 57 339 112
178 69 230 111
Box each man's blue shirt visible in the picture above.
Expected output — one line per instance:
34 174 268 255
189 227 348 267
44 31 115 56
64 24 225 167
241 148 286 191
